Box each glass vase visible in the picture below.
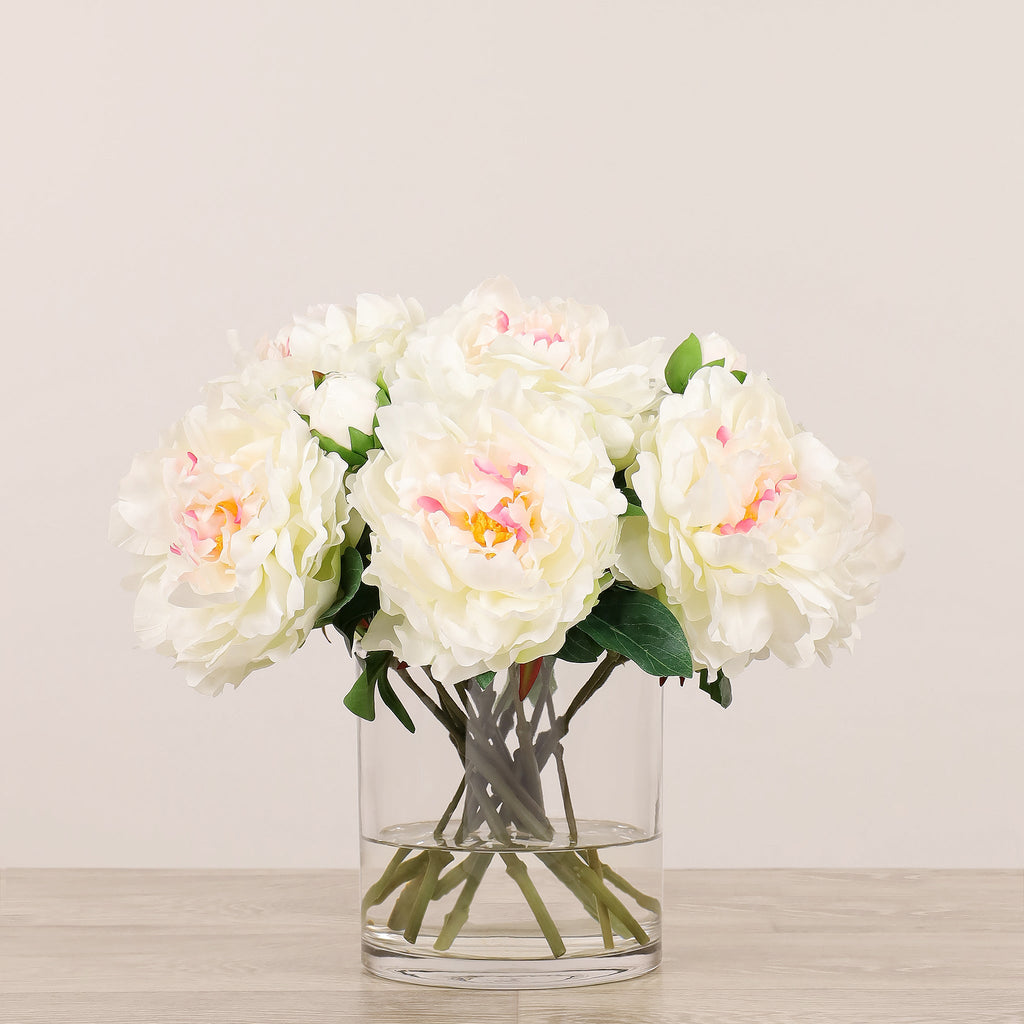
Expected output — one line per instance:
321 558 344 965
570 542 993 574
358 653 663 989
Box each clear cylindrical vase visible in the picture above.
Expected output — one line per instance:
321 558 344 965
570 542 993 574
358 654 663 989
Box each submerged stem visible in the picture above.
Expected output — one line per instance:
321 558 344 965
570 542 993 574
403 849 453 943
586 848 614 949
599 861 663 915
362 850 428 917
434 852 494 951
500 852 566 958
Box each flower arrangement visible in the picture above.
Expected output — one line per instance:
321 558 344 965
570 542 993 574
112 277 902 978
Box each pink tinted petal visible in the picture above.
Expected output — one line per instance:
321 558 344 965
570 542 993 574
488 503 528 543
169 543 182 556
417 496 445 514
186 451 198 472
474 457 518 490
717 523 736 536
735 518 757 534
496 310 510 332
716 426 732 446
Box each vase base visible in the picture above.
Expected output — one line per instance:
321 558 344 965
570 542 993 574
361 939 661 990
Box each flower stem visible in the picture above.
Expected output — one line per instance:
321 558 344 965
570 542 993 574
434 852 493 951
563 651 625 729
361 850 427 916
500 852 566 958
545 688 578 845
586 849 614 949
403 849 453 943
513 675 547 819
599 862 663 915
538 853 630 940
387 865 427 931
433 777 466 841
567 855 650 945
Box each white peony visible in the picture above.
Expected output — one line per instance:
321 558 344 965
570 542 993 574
110 387 351 695
698 331 748 372
396 277 669 466
348 372 626 684
293 371 382 447
225 294 424 405
618 367 903 675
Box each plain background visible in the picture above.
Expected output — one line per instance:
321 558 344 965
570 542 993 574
2 1 1021 870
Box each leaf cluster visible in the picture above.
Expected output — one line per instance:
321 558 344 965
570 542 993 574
664 334 747 395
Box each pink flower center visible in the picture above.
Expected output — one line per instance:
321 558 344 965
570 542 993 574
716 474 796 536
417 458 533 556
169 452 253 564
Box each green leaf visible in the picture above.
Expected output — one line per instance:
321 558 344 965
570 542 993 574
618 479 643 512
556 625 606 664
703 358 725 368
343 651 390 722
475 671 496 690
377 673 415 732
314 546 365 628
311 370 326 388
731 370 748 384
578 586 692 677
699 668 733 709
664 334 702 394
310 428 367 468
348 426 377 458
331 581 381 653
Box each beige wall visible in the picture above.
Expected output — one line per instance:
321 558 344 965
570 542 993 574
2 1 1021 868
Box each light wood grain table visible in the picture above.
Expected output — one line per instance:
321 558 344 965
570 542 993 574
2 869 1021 1022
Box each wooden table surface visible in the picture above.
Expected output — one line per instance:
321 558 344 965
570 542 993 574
1 869 1022 1022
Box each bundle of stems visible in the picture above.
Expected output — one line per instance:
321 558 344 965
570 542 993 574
361 654 661 957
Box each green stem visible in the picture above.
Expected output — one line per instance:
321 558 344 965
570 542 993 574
600 862 663 915
428 669 468 732
587 849 614 949
500 852 566 958
394 665 465 756
538 853 630 940
434 852 494 951
563 651 625 729
545 689 577 844
433 777 466 841
433 859 471 900
533 652 625 772
403 849 453 943
387 863 428 931
566 856 650 945
514 676 547 818
361 850 427 916
468 742 553 841
465 766 513 845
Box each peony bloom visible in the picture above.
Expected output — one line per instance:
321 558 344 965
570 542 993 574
225 294 424 406
348 373 626 684
396 277 669 466
698 331 748 372
292 371 382 448
618 367 903 675
110 387 351 695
